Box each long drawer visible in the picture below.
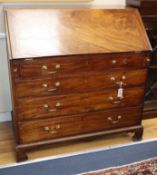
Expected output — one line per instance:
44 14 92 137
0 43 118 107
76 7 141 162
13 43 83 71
14 69 147 98
16 87 144 120
11 55 150 79
18 107 142 144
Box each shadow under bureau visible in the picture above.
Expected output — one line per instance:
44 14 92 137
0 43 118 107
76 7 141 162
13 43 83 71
5 8 152 162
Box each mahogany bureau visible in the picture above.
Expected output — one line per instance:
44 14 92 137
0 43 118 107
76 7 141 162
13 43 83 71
5 8 152 162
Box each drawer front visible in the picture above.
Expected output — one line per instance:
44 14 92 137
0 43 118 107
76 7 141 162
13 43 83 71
15 69 147 98
18 107 142 144
11 55 150 79
15 75 86 98
16 87 144 120
88 55 150 70
11 56 88 78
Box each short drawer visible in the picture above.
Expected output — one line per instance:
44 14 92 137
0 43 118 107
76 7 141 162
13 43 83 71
14 69 147 98
18 107 142 144
16 87 144 120
11 55 150 79
11 55 88 78
88 54 150 70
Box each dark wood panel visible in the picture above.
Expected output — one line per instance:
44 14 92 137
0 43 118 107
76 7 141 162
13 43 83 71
140 8 157 16
126 0 157 29
145 68 157 101
126 0 157 119
16 87 144 121
18 107 142 144
15 76 86 97
11 55 150 79
142 17 157 29
14 69 147 98
12 56 87 78
143 100 157 118
127 0 157 8
88 55 150 69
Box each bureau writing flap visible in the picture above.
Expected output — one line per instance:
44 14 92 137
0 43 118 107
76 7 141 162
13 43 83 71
5 8 152 59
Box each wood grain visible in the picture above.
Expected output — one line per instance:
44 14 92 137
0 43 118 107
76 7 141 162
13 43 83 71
10 55 150 79
6 8 151 162
1 119 157 165
5 8 151 59
16 87 144 121
18 107 142 144
14 69 147 98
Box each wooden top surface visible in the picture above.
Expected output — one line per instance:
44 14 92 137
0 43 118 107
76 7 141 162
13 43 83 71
5 8 151 59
